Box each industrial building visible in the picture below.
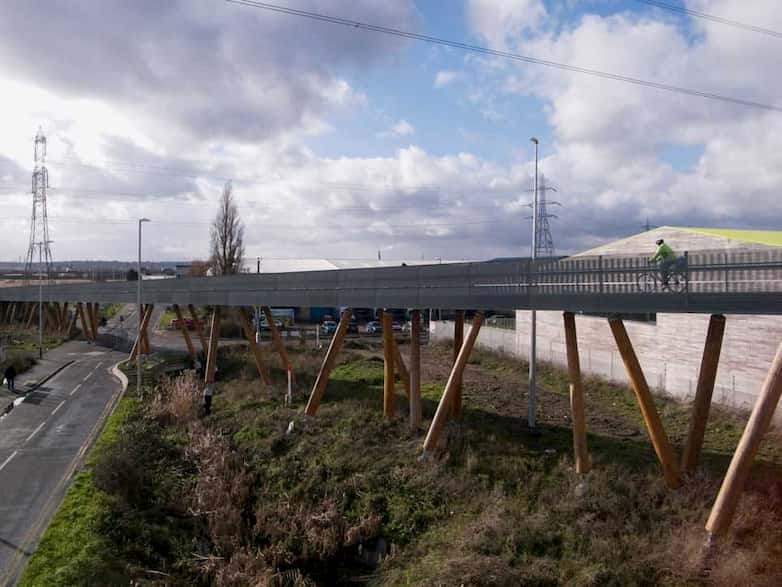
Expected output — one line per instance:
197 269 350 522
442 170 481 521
432 226 782 423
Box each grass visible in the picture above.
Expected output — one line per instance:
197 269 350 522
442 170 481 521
99 303 124 321
18 397 140 586
157 308 177 330
21 343 782 586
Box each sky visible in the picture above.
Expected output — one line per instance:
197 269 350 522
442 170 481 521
0 0 780 265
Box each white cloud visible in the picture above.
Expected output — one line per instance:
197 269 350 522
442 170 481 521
457 0 782 246
377 119 416 139
466 0 547 49
434 70 461 88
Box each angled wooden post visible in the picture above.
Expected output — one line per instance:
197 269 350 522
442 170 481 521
263 306 293 375
392 336 411 398
44 303 57 333
609 317 681 488
304 308 352 416
8 303 17 323
129 304 153 360
188 304 207 351
76 303 92 341
204 307 221 385
85 303 97 340
60 302 70 335
173 304 196 361
140 304 152 355
239 307 270 386
383 311 395 417
26 303 37 329
423 313 484 453
706 339 782 536
452 310 465 416
66 306 77 337
410 310 422 432
682 314 726 473
564 312 590 474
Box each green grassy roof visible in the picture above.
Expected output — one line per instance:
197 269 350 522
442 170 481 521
671 226 782 247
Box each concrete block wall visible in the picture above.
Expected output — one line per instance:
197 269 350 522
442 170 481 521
431 312 782 424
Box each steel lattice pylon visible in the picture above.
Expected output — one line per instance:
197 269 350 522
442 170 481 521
534 174 557 257
24 128 54 283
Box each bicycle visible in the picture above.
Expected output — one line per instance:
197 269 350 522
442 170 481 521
637 258 688 293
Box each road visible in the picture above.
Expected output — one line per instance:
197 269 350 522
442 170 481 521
0 342 126 586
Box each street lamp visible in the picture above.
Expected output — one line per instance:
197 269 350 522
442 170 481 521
36 240 53 359
137 218 150 393
528 137 539 431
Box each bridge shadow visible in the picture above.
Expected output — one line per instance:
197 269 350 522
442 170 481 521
315 376 769 479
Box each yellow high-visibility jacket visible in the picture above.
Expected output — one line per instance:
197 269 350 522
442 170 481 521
650 242 676 263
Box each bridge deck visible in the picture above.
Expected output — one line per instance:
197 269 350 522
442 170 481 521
2 250 781 315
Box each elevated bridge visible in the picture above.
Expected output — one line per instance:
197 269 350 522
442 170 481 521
1 248 781 543
1 249 781 314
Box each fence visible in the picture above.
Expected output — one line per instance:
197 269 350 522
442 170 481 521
2 250 782 314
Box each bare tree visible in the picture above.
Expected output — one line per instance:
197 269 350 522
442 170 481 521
210 181 245 275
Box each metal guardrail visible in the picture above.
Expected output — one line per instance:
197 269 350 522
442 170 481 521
1 249 781 315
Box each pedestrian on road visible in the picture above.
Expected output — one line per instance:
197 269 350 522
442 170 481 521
4 364 17 393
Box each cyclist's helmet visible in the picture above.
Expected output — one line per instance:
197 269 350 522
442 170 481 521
655 239 664 245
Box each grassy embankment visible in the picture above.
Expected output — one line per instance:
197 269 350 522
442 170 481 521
20 341 782 586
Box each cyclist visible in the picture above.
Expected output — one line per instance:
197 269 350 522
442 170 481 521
649 238 676 286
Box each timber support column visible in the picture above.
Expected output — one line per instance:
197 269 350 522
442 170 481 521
452 310 465 416
383 311 395 417
706 339 782 536
140 304 152 355
204 307 221 386
61 302 70 335
263 306 293 376
239 307 270 385
423 313 484 454
76 303 92 341
66 306 77 337
564 312 590 474
188 304 207 352
304 308 352 416
44 303 58 333
392 337 411 398
173 304 196 362
682 314 726 473
26 303 37 329
609 317 681 488
410 310 422 432
129 304 153 361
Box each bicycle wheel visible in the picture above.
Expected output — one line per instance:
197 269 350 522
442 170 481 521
637 272 657 293
668 272 687 293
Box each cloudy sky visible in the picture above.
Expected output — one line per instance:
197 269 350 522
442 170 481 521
0 0 780 264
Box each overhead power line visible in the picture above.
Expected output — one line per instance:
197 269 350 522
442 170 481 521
634 0 782 39
225 0 782 113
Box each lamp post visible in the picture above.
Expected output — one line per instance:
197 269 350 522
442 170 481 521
137 218 150 392
529 137 539 431
36 240 53 359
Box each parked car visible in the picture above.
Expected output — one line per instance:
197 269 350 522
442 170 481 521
391 321 402 331
259 317 283 330
347 320 359 334
365 320 382 334
320 320 338 334
401 321 412 333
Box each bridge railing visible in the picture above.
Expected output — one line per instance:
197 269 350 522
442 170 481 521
1 249 782 313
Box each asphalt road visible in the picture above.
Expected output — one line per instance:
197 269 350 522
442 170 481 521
0 342 126 586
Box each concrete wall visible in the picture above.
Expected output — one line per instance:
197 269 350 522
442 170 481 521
431 312 782 424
